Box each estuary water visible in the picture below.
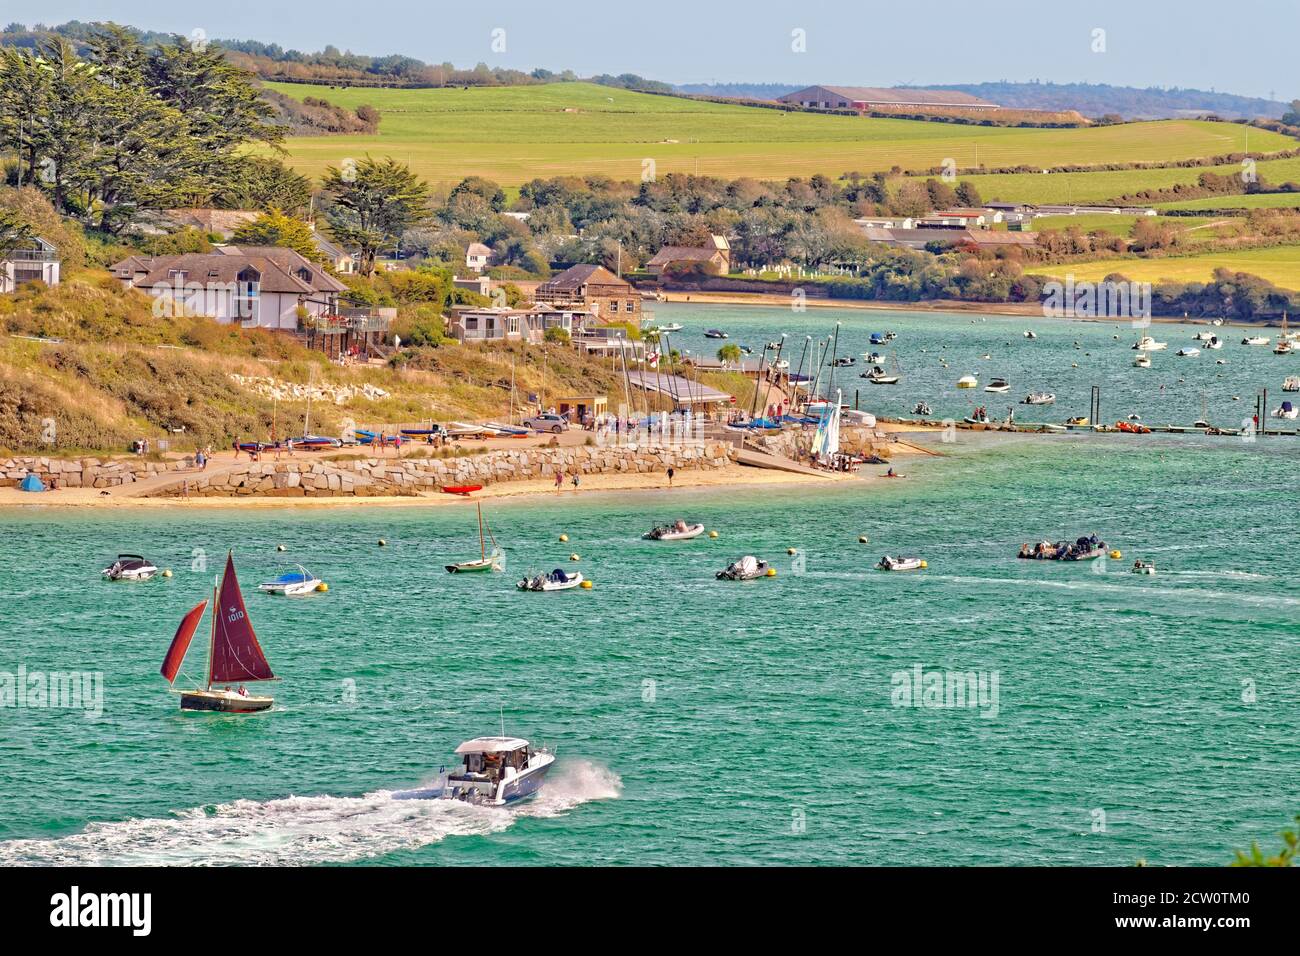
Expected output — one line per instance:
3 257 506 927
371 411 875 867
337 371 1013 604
1 304 1297 866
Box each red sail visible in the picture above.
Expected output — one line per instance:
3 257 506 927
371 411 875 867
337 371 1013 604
161 599 208 684
209 552 275 684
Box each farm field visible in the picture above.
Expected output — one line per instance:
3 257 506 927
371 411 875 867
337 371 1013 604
1031 213 1226 241
1043 244 1300 289
1155 192 1300 211
953 156 1300 206
264 81 1295 190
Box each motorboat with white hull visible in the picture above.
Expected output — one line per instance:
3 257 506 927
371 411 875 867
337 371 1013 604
1021 392 1056 405
1133 350 1152 368
258 565 324 596
716 556 771 580
876 555 925 572
1283 376 1300 393
1132 336 1167 351
984 378 1011 394
517 569 583 591
1274 401 1299 420
644 520 705 541
1176 347 1200 357
103 554 158 581
396 737 556 806
1242 336 1270 346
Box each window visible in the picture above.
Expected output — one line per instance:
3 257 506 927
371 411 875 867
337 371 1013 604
625 300 636 313
167 270 187 284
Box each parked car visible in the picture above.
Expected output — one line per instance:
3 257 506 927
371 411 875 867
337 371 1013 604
523 413 570 434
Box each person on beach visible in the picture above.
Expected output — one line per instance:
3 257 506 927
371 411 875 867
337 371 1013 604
667 466 675 487
232 440 241 461
571 472 580 491
554 469 564 490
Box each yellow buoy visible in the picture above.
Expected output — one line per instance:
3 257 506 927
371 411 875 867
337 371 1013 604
276 544 286 552
1109 549 1122 560
787 547 797 555
858 535 869 544
708 530 718 539
161 569 173 578
919 560 928 569
766 567 777 577
569 553 580 561
378 539 387 546
316 582 329 592
580 580 593 589
559 534 569 542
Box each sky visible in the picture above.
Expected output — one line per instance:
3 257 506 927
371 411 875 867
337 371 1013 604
22 0 1300 100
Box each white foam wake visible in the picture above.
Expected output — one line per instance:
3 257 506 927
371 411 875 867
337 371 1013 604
0 759 621 867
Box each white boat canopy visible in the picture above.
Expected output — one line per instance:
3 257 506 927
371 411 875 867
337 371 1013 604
455 736 530 754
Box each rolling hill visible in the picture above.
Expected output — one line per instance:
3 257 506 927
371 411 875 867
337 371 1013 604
265 81 1295 191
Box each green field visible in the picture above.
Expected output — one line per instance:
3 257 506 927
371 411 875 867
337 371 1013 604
265 81 1295 191
1155 192 1300 211
956 157 1300 206
1031 213 1224 241
1044 245 1300 289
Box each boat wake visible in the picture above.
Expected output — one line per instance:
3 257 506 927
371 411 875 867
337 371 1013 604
0 759 620 867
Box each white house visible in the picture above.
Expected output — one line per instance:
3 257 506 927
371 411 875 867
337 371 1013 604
466 242 492 273
109 246 346 330
1 237 60 292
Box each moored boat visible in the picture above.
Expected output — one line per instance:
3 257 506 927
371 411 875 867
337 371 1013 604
644 520 705 541
160 551 277 713
956 374 978 388
1282 376 1300 392
876 555 925 571
1176 347 1200 357
517 569 583 591
1274 401 1299 420
716 555 771 580
1133 350 1152 368
1242 336 1270 346
103 553 158 581
1021 392 1056 405
446 501 504 572
1132 335 1167 351
257 565 324 596
1131 560 1156 575
984 378 1011 393
704 329 728 339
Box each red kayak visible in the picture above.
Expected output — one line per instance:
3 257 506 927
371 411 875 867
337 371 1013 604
441 485 483 496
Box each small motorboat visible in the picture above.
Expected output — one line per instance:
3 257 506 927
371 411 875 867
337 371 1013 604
1242 336 1270 346
884 331 897 341
1065 416 1089 426
1204 336 1223 350
103 554 158 581
964 407 991 425
876 555 925 572
956 375 978 388
517 569 583 592
1283 376 1300 392
644 520 705 541
286 435 341 449
1132 336 1167 351
258 565 324 596
1023 330 1037 339
862 365 899 384
396 736 556 806
716 556 772 581
1194 331 1214 341
1115 420 1151 434
832 356 855 367
1274 341 1295 355
1274 401 1299 420
703 329 728 339
1131 560 1156 575
1021 392 1055 405
984 378 1010 393
864 352 885 364
912 402 932 416
738 345 753 354
1176 347 1200 357
1133 351 1152 368
658 322 683 333
869 332 887 345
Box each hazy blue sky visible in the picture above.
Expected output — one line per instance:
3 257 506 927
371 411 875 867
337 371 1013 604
25 0 1299 99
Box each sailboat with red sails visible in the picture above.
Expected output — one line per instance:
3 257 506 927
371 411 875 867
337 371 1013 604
160 551 278 713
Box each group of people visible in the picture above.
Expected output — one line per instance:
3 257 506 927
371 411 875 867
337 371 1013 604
1017 533 1106 561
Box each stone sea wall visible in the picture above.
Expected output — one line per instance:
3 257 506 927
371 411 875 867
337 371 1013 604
0 455 190 489
154 440 732 498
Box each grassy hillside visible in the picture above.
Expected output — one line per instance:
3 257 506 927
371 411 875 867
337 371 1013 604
264 81 1293 189
0 273 648 454
955 156 1300 206
1155 193 1300 211
1045 245 1300 288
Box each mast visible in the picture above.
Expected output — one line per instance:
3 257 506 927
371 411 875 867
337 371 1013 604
477 501 486 560
206 579 217 691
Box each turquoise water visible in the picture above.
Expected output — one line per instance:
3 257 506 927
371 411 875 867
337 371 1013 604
1 306 1298 867
656 302 1294 427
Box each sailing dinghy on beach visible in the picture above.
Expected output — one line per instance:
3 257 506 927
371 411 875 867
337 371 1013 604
160 552 277 713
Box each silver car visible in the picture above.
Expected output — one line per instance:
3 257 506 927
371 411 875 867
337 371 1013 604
523 413 569 434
